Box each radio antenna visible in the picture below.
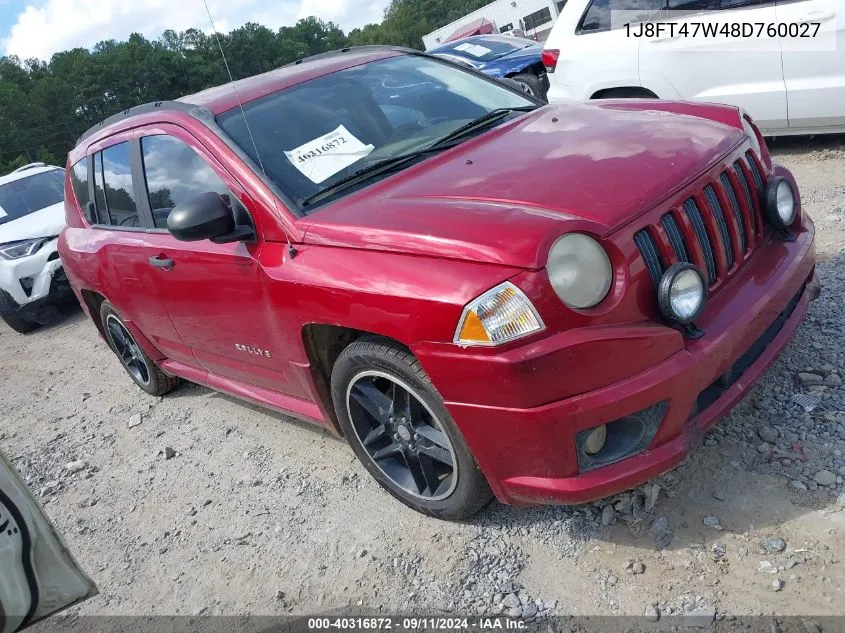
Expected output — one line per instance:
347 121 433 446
202 0 298 259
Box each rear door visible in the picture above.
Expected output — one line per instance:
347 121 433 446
776 0 845 130
85 136 196 367
638 0 788 131
0 451 97 632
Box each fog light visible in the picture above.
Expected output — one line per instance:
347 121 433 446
658 263 706 325
765 177 797 229
583 424 607 455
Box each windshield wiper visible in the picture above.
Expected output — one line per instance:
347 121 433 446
429 106 538 147
301 141 463 208
301 106 537 209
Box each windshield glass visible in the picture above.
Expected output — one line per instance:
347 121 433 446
0 169 65 225
431 37 533 62
217 55 534 211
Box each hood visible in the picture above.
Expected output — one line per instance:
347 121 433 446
0 202 66 245
302 101 745 269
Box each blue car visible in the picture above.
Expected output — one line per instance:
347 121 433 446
428 35 549 101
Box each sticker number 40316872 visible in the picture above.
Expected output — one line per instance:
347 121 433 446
284 125 375 184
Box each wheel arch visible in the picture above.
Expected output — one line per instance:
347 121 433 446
301 324 415 435
505 61 545 79
79 289 108 339
591 86 660 99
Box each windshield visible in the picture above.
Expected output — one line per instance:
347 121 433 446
431 37 534 62
0 169 65 225
217 55 534 211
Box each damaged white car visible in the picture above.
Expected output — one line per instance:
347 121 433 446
0 163 72 333
0 450 97 632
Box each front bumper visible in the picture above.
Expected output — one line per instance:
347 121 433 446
416 221 817 506
0 238 65 306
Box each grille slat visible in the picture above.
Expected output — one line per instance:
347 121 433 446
719 173 748 253
683 199 717 285
660 213 689 263
746 151 764 197
634 230 664 289
704 185 734 269
733 161 757 233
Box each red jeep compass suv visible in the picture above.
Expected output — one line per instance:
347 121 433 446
60 47 818 519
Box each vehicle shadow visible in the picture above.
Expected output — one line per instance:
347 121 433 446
0 300 86 337
469 250 844 553
165 380 343 442
767 132 845 155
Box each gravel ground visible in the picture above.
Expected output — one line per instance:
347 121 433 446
1 134 844 628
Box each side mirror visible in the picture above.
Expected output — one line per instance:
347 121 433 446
167 192 235 242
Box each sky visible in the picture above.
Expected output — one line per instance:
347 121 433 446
0 0 391 61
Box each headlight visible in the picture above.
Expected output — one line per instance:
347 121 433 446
547 234 613 309
657 263 706 324
765 177 797 228
455 282 544 346
0 237 51 260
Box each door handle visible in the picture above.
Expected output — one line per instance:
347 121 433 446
148 256 174 270
798 11 835 22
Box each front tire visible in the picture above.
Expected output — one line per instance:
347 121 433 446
0 291 37 334
331 337 492 520
99 301 179 396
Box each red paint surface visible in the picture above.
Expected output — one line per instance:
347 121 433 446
60 49 816 506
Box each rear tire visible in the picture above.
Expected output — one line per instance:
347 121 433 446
511 72 545 100
331 337 493 520
99 301 179 396
0 291 37 334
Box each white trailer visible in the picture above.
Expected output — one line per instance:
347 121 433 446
422 0 565 51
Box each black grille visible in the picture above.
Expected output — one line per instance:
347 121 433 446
634 230 664 288
720 173 748 253
660 213 689 263
683 199 717 285
704 185 734 268
634 148 766 294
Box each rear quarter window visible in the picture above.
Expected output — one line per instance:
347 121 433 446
70 160 90 208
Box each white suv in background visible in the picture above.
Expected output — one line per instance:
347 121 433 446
542 0 845 135
0 163 71 333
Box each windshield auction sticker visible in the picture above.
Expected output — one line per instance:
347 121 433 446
285 125 375 184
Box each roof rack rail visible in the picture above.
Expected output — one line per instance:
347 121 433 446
76 101 202 145
11 162 47 173
286 45 420 67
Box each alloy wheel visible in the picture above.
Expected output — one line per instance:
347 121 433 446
105 315 151 386
515 81 535 96
346 371 458 501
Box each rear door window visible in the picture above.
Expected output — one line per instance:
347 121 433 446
140 135 229 229
100 142 140 228
579 0 666 31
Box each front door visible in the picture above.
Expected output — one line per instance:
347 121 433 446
638 0 788 131
776 0 845 130
134 127 302 398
